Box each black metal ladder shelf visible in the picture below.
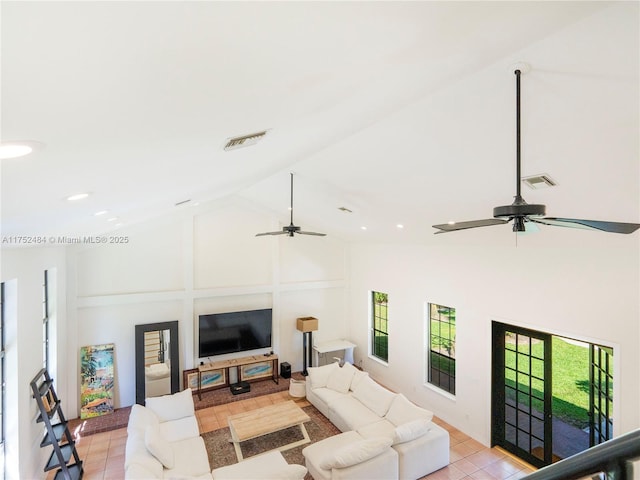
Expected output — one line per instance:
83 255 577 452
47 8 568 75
30 368 83 480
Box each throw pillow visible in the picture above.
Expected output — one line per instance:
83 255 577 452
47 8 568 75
307 362 339 390
385 393 433 427
319 436 392 469
326 363 357 393
350 369 369 391
352 376 396 417
127 404 160 435
145 388 195 422
393 418 432 444
144 424 175 469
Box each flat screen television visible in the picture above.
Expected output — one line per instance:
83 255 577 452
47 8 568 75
198 308 272 358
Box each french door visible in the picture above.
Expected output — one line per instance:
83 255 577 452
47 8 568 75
493 322 614 467
590 344 613 446
492 322 552 468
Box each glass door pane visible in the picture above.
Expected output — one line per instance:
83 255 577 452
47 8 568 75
493 322 552 468
590 345 613 446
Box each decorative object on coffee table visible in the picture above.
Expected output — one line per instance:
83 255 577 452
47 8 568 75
296 317 318 376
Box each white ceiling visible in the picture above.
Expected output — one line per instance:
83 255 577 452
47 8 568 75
2 1 638 245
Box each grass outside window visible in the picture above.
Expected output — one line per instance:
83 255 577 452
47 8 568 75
371 291 388 362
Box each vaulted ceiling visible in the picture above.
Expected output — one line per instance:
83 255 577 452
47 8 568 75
2 1 638 245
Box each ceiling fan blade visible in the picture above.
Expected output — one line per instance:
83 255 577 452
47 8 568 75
255 231 288 237
297 231 327 236
533 217 640 234
433 218 508 233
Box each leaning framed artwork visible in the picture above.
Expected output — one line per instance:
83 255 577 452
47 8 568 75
80 343 115 419
239 361 273 382
183 368 227 391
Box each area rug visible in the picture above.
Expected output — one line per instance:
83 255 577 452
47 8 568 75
202 405 340 471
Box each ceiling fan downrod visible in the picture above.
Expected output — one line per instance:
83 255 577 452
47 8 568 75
492 69 546 232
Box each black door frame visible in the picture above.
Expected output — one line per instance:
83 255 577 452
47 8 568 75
492 321 553 468
589 344 614 446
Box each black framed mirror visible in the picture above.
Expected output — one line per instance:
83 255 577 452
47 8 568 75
135 320 180 405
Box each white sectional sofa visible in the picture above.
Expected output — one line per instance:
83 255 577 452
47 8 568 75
125 388 213 479
125 388 308 480
303 362 450 480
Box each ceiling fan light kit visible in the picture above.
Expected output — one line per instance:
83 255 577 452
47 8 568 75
432 67 640 236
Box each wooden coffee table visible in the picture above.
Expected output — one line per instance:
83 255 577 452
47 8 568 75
227 400 311 461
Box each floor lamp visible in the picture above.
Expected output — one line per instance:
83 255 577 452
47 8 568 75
296 317 318 376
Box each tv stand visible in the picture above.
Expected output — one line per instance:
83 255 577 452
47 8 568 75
197 353 279 400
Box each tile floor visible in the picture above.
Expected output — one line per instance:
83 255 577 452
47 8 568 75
55 390 536 480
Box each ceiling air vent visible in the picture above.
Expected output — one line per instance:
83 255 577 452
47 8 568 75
522 174 557 190
224 130 267 151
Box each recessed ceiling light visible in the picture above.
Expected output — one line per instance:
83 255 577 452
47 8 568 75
397 224 404 229
448 221 456 225
107 217 118 222
361 226 367 230
94 210 108 216
0 144 32 159
66 193 90 201
0 140 43 160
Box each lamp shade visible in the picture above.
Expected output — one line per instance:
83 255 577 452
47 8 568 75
296 317 318 332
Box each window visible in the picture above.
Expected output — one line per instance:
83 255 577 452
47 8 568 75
42 270 49 371
427 303 456 394
371 291 389 363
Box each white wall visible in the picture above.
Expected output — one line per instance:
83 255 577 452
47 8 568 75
347 236 640 445
67 198 347 411
0 246 67 480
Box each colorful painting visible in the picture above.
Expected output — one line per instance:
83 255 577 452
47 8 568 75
239 361 273 382
80 343 115 419
184 368 226 391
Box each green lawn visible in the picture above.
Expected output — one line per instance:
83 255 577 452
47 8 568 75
505 337 592 428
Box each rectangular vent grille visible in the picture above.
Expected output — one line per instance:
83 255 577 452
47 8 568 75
522 174 557 189
224 131 267 151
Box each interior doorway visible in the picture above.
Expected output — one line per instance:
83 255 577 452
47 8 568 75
491 322 613 468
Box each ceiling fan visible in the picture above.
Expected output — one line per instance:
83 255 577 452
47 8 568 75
256 172 327 237
433 66 640 235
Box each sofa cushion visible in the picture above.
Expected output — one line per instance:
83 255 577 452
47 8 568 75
307 362 339 390
145 424 175 469
146 388 195 422
350 368 369 391
328 395 384 431
356 419 396 442
125 462 163 479
166 435 212 478
319 436 392 469
326 362 357 393
384 393 433 427
313 386 349 407
124 430 164 477
394 418 432 444
352 376 396 417
159 415 200 443
127 404 160 435
212 450 297 480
